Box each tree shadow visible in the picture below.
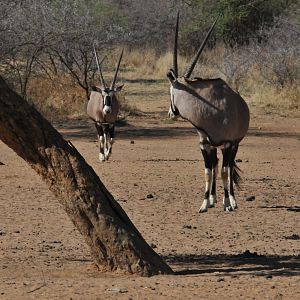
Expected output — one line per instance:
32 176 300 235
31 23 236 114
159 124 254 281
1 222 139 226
58 122 300 141
164 252 300 277
59 123 196 140
247 129 300 139
258 205 300 212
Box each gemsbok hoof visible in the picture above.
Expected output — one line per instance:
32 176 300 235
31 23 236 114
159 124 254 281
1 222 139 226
208 195 217 208
99 154 106 162
199 199 209 213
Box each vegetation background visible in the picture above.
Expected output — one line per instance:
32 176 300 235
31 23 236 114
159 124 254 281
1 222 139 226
0 0 299 120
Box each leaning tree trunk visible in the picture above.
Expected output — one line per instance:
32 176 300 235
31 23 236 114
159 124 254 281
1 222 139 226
0 76 173 276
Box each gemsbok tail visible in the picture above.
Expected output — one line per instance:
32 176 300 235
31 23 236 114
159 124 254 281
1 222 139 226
233 161 242 188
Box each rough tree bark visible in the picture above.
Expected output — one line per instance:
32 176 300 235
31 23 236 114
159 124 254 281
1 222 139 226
0 76 173 276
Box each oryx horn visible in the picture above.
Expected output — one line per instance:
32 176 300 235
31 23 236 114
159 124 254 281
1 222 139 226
184 17 218 78
110 48 124 90
173 11 180 78
93 44 107 88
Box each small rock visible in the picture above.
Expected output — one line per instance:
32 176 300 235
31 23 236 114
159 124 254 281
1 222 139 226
182 225 192 229
241 250 260 258
107 288 128 293
130 140 135 144
14 230 20 234
217 278 225 282
0 161 5 165
235 159 242 163
284 234 300 240
146 193 154 199
265 274 273 279
150 243 157 249
245 196 255 201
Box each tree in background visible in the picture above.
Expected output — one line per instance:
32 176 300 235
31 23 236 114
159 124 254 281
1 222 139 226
184 0 297 47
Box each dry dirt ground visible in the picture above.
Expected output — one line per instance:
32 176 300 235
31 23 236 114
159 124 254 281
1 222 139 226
0 95 300 299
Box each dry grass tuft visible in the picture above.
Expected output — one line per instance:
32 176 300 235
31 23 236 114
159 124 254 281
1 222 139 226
123 48 189 79
28 76 86 122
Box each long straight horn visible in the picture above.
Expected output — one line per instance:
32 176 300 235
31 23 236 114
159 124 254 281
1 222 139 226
184 18 218 78
110 48 124 90
173 11 179 78
93 45 107 88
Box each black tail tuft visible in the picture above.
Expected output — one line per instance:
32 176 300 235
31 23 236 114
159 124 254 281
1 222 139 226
233 161 243 189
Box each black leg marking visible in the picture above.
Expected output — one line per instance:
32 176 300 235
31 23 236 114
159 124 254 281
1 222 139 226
209 148 218 207
229 144 239 209
109 125 115 138
95 123 105 159
222 147 230 210
222 144 239 211
199 145 213 213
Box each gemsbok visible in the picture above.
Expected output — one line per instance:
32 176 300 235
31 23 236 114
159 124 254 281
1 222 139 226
87 48 124 161
167 13 250 212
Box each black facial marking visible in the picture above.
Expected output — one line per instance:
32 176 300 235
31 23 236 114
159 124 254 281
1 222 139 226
104 95 111 106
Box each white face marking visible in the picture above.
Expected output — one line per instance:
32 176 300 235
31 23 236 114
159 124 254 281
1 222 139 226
103 105 112 115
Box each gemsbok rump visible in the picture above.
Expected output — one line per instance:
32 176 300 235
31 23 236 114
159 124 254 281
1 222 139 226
87 48 124 161
167 14 250 212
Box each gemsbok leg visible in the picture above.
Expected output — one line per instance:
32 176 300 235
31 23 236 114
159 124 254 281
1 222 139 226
210 147 218 207
103 124 114 160
229 144 239 210
95 123 105 161
199 143 218 213
221 144 239 211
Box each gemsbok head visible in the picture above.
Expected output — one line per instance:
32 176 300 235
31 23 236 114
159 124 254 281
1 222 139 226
87 47 124 161
166 13 250 212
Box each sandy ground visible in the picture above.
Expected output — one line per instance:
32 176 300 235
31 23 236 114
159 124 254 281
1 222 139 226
0 99 300 299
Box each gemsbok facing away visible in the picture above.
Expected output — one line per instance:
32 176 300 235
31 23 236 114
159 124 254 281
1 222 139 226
167 14 250 212
87 48 124 161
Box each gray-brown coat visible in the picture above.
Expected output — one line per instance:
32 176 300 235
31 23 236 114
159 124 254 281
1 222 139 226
167 13 250 213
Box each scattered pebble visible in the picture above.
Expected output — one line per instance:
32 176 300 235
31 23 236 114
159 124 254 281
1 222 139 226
217 278 225 282
130 140 135 144
236 159 242 163
182 225 192 229
106 288 128 293
265 274 273 279
146 193 154 199
245 196 255 201
0 161 5 165
284 234 300 240
150 243 157 249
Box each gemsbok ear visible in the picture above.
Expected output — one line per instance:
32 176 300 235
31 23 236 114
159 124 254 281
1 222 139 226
91 86 102 93
166 69 177 83
115 84 124 92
